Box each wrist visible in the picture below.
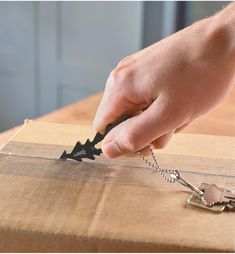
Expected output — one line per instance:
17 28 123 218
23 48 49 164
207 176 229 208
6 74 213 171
206 3 235 60
184 5 235 74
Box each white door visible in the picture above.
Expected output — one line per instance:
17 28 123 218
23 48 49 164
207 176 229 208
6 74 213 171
38 2 144 114
0 2 143 131
0 2 37 131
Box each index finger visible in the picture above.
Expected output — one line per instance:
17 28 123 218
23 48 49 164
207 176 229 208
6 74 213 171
93 81 131 134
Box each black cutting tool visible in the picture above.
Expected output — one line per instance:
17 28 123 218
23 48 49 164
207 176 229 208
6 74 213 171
59 115 130 162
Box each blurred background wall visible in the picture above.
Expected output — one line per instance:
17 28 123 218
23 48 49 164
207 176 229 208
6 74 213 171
0 1 230 131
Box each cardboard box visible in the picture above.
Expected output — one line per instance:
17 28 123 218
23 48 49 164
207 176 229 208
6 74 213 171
0 121 234 252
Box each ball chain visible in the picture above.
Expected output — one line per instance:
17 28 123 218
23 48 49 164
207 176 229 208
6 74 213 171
138 144 178 183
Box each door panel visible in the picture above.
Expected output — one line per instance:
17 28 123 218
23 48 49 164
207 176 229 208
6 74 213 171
0 2 36 131
39 2 143 114
0 2 144 131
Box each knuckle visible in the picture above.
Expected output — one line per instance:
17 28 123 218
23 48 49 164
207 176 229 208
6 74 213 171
107 64 134 87
117 55 132 67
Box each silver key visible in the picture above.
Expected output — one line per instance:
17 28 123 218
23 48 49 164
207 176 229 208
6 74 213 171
202 184 235 207
188 183 226 213
187 183 235 213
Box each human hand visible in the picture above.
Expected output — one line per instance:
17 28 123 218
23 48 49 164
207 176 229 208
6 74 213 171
93 5 235 158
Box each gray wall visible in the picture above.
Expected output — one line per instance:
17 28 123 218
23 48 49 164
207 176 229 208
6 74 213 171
0 1 229 131
0 2 144 131
185 1 230 25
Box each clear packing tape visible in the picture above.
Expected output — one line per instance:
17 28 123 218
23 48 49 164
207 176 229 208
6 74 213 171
0 120 234 192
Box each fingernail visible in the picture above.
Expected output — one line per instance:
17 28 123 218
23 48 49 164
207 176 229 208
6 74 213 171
102 142 122 158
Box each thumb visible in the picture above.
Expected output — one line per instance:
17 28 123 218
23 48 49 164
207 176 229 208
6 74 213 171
101 98 182 158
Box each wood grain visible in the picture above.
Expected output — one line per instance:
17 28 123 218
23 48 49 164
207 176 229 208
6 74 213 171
0 86 234 146
38 88 235 136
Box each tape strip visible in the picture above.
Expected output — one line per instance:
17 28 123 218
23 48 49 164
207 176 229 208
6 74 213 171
0 152 234 191
1 141 235 176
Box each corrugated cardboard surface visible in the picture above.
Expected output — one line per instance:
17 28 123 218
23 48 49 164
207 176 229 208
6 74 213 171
0 121 234 252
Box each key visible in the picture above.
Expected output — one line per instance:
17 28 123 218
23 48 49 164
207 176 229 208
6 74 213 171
202 184 235 207
223 190 235 202
187 183 235 213
187 183 227 213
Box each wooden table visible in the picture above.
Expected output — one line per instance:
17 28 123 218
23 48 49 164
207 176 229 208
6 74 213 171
0 87 235 147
